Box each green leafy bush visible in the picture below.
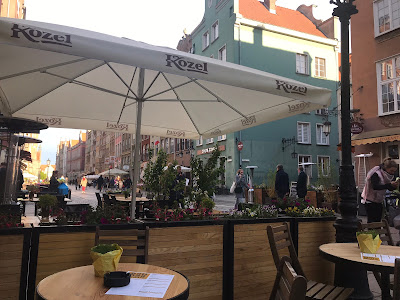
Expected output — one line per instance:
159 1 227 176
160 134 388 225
92 244 120 254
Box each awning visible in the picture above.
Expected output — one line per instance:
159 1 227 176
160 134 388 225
352 127 400 145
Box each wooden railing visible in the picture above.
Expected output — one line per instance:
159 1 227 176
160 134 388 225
0 217 336 300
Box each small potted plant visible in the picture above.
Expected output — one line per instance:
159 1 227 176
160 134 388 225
356 230 382 254
37 194 57 223
90 244 123 277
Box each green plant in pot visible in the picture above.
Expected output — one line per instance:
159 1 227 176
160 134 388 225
27 184 39 200
38 194 57 222
90 244 123 277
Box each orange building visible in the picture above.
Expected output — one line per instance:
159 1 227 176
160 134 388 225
0 0 25 19
351 0 400 188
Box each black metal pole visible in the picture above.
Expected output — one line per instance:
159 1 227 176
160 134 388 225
330 2 373 299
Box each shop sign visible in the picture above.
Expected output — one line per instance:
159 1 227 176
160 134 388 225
351 122 363 134
197 145 225 155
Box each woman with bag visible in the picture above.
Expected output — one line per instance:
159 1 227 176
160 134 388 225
234 168 247 209
362 157 399 223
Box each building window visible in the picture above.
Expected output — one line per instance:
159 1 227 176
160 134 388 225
218 45 227 61
315 108 328 115
217 135 227 141
317 156 331 177
315 57 326 78
374 0 400 35
190 43 195 54
206 138 214 144
296 53 308 75
202 31 210 50
298 155 312 178
377 55 400 114
297 122 311 144
211 20 219 42
316 124 329 145
196 136 203 146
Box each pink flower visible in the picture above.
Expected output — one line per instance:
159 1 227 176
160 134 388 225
295 202 300 206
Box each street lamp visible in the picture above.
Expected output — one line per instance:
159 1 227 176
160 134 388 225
46 158 50 180
322 121 331 136
330 2 372 299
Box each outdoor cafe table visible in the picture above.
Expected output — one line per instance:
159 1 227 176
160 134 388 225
320 243 400 300
36 263 190 300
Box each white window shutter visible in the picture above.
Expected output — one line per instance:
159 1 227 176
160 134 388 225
297 124 303 142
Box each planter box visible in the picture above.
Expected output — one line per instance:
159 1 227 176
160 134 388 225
254 188 266 205
306 191 317 207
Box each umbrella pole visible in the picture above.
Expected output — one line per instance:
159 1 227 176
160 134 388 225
130 68 145 220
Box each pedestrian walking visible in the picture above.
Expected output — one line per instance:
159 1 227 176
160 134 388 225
362 157 399 223
81 175 87 193
97 175 104 192
296 166 308 199
234 168 247 209
275 164 289 199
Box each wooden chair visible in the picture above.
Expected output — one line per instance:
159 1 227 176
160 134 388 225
270 256 307 300
394 258 400 300
357 220 394 291
103 194 112 206
95 226 149 263
267 223 354 300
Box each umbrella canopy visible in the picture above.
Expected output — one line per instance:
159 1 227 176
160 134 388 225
163 165 191 172
98 168 128 176
0 18 332 218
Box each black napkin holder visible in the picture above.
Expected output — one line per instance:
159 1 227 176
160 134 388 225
104 271 130 288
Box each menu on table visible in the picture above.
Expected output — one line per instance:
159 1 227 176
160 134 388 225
361 253 400 263
106 272 174 298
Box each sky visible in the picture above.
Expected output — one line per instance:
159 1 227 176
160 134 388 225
24 0 336 164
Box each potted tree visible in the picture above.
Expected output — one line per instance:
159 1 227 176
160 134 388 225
37 194 57 223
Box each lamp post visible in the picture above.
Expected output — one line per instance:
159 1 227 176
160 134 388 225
46 158 50 180
330 2 373 299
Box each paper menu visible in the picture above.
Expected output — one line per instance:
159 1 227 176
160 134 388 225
360 253 400 263
106 272 174 298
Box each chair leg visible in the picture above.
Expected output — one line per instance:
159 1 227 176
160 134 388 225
373 271 383 290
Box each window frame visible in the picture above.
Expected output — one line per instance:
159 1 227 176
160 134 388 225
217 135 227 141
316 123 330 146
317 155 331 177
211 20 219 42
373 0 400 36
298 155 313 179
297 121 311 144
376 55 400 116
202 31 210 51
218 44 227 61
315 57 326 78
196 136 203 146
296 53 309 75
206 138 214 144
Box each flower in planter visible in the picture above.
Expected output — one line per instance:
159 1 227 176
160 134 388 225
51 208 68 225
303 206 322 217
0 213 23 228
285 207 302 217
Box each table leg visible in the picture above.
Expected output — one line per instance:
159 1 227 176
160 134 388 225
334 263 373 300
380 272 392 300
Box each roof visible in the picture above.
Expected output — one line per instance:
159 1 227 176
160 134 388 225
239 0 326 38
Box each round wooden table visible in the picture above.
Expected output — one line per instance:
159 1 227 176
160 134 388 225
320 243 400 300
36 263 189 300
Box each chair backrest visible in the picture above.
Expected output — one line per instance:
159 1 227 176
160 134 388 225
269 256 307 300
394 258 400 300
110 195 117 205
267 222 306 277
357 220 394 245
103 194 111 206
95 227 149 263
95 193 102 207
56 195 66 209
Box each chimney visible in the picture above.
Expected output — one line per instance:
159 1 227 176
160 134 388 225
264 0 276 14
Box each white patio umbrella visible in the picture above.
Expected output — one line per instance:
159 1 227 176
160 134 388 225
98 168 128 176
23 172 37 180
0 18 332 219
163 165 191 173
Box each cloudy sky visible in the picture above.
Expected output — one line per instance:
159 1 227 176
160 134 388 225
24 0 336 164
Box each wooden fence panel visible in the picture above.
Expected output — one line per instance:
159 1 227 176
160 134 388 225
298 221 336 285
234 222 285 300
0 234 24 299
35 232 95 285
148 225 224 300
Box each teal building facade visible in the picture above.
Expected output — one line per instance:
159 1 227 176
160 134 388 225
180 0 340 188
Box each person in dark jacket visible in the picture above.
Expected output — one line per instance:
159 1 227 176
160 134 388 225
296 166 308 198
49 171 59 193
275 164 289 199
97 175 104 191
